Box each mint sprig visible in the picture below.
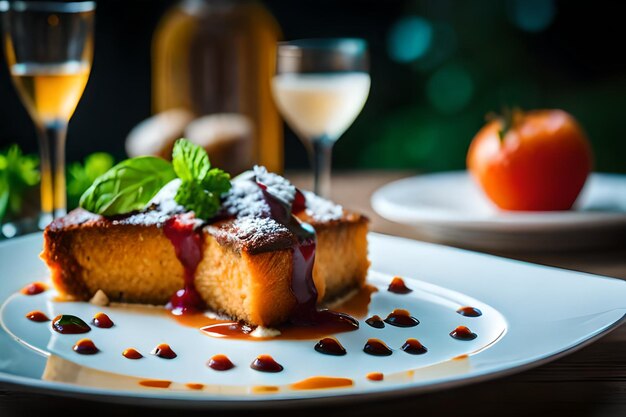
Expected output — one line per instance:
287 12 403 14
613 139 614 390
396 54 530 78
79 138 231 220
171 139 231 219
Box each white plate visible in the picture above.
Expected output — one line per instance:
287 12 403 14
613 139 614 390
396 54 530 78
0 233 625 408
371 171 626 251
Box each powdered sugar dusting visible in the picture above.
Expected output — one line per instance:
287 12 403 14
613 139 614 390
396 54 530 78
303 191 344 222
221 180 269 218
253 165 295 207
230 216 290 244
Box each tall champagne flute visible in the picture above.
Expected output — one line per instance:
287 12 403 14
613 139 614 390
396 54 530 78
272 38 370 198
1 1 95 227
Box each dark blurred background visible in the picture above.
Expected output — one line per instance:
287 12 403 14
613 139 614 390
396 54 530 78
0 0 625 172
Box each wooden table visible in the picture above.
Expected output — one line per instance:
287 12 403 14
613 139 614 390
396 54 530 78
2 171 626 417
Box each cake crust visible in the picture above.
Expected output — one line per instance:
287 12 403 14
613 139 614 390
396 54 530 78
41 177 369 327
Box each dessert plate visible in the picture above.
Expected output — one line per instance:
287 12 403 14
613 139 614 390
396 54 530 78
371 171 626 251
1 233 625 408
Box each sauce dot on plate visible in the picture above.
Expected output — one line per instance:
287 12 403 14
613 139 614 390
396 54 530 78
383 309 419 327
73 338 99 355
52 315 91 334
92 312 114 328
21 282 46 295
450 325 477 341
250 354 283 373
457 306 482 317
151 343 177 359
314 337 347 356
401 338 427 355
365 315 385 329
122 348 143 359
363 339 393 356
207 354 235 371
387 277 412 294
25 310 49 322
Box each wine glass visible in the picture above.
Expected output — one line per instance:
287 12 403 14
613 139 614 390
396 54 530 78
1 1 95 228
272 38 370 198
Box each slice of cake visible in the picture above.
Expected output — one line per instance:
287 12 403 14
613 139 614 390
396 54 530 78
41 168 369 327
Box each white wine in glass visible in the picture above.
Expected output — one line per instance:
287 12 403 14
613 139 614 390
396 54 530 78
1 1 95 227
272 39 370 198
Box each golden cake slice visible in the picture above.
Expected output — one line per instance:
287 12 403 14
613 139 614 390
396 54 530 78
41 168 369 327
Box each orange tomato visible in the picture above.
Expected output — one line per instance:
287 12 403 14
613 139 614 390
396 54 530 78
467 109 593 211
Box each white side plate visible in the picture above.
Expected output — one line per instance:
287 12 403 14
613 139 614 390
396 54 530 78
371 171 626 251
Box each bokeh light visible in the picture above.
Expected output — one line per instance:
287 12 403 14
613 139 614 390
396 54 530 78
426 64 474 114
387 16 433 63
507 0 556 33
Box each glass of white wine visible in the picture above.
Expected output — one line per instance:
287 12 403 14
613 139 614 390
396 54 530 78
272 38 370 198
1 1 95 228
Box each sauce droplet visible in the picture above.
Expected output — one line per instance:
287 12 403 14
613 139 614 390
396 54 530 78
151 343 177 359
92 312 114 328
163 215 206 316
21 282 46 295
122 348 143 359
363 338 393 356
257 178 359 331
383 309 419 327
186 383 204 390
290 376 353 390
401 338 428 355
365 315 385 329
73 338 99 355
139 380 171 389
250 354 283 373
207 354 235 371
457 306 482 317
314 337 346 356
52 315 91 334
25 310 49 322
366 372 384 381
450 325 477 341
387 277 412 294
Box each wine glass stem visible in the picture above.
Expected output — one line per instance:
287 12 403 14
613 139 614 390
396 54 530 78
312 137 334 198
37 121 67 227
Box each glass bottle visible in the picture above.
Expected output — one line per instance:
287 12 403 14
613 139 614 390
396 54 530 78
152 0 282 173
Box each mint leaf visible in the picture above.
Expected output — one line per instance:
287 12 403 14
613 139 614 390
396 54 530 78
67 153 114 209
174 180 221 220
171 139 231 220
202 168 231 195
79 156 176 215
172 139 210 182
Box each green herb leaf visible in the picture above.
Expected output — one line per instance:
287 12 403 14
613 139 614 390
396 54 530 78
79 156 176 215
67 152 115 209
0 178 8 223
172 138 210 182
174 180 221 220
171 139 231 219
0 145 40 222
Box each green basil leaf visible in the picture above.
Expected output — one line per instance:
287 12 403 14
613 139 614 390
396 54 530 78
172 138 210 182
79 156 176 215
